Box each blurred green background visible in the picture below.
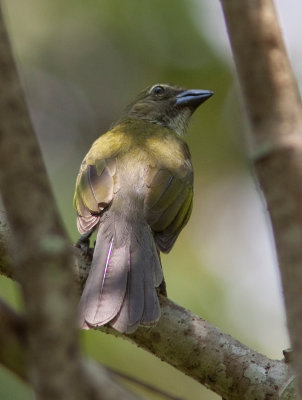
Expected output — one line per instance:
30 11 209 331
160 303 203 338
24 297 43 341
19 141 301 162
1 0 299 399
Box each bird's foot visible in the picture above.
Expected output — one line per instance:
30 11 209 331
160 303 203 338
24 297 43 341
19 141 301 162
283 348 293 363
157 278 167 297
75 229 95 259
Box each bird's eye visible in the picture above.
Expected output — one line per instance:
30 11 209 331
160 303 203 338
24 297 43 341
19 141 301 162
150 85 165 96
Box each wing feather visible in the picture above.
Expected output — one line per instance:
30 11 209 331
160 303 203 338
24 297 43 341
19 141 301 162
155 188 193 252
144 154 193 253
73 158 116 234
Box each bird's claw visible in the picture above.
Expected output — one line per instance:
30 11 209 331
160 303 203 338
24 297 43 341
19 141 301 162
157 278 167 297
75 229 95 258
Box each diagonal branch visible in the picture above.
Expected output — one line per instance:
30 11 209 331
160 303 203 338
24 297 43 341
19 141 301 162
0 5 141 400
0 4 87 399
0 298 27 381
0 297 184 400
0 216 296 400
105 298 295 400
0 1 299 398
0 299 141 400
220 0 302 397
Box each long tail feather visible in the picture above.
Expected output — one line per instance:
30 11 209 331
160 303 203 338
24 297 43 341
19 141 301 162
79 212 163 333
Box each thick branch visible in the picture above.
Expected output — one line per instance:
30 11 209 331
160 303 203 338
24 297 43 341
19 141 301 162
0 217 296 399
221 0 302 397
0 211 12 279
0 299 27 381
0 300 141 400
0 2 299 398
0 5 87 400
106 298 295 400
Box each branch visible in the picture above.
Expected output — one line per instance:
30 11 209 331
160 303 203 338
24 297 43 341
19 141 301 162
0 2 298 398
107 298 296 400
0 6 142 400
0 299 27 381
0 211 13 279
0 5 87 399
0 297 183 400
0 215 296 399
220 0 302 397
0 300 141 400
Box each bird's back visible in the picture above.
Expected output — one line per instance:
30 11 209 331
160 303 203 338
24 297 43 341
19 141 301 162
74 83 212 333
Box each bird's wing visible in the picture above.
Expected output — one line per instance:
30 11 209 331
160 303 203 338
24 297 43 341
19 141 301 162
143 143 193 253
73 157 117 234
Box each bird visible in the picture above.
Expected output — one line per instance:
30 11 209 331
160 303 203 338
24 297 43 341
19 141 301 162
73 83 213 333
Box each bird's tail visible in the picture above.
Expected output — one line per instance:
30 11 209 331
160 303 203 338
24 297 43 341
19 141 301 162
78 211 163 333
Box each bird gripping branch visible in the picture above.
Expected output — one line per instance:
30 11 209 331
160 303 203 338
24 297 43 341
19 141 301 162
73 83 213 333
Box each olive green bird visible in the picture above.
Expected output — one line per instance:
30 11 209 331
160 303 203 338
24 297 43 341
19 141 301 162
73 83 213 333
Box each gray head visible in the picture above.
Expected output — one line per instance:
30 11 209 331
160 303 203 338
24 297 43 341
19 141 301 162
120 83 213 136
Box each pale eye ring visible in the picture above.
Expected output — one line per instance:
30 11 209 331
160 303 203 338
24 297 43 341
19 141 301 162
150 85 165 96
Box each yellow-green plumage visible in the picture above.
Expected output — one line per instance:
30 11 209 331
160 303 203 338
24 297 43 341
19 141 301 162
74 119 193 250
74 83 213 333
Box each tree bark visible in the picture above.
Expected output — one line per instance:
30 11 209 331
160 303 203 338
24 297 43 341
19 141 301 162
0 219 296 399
220 0 302 397
0 0 301 398
0 299 141 400
0 4 89 399
0 4 140 400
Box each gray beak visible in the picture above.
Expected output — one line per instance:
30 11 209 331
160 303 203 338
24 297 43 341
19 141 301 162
176 89 214 108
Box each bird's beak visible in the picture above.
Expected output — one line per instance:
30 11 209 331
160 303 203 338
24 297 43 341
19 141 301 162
176 89 214 108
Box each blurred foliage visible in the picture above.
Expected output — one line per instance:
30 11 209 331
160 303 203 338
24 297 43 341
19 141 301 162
0 1 261 399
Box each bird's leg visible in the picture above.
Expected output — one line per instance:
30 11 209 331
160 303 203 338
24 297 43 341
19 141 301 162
156 250 167 296
157 278 167 297
75 227 96 257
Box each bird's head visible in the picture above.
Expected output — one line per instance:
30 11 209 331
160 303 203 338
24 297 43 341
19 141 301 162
119 83 213 136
